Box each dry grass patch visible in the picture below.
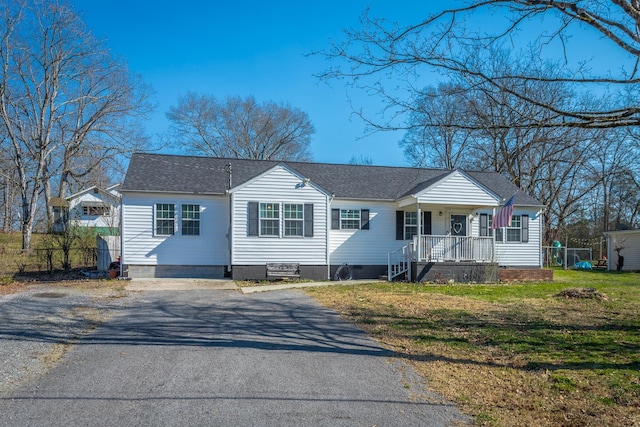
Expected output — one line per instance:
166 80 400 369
306 272 640 426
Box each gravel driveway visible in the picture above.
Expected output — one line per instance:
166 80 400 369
0 284 470 426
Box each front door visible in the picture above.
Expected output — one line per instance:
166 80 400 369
450 214 467 236
449 214 467 260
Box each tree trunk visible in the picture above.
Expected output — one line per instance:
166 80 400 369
21 216 32 253
44 166 53 228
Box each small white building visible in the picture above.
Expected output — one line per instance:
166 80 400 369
605 229 640 271
52 184 121 235
120 153 546 282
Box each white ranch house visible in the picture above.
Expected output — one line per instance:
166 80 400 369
119 153 546 282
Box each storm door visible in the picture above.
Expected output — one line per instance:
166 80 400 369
450 214 467 236
449 214 468 261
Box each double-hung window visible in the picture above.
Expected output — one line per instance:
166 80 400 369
487 214 529 243
260 203 280 236
155 203 175 236
404 211 418 240
506 215 522 242
331 208 369 230
284 204 304 237
248 202 314 237
340 209 361 230
181 204 200 236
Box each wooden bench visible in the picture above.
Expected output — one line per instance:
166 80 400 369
266 263 300 279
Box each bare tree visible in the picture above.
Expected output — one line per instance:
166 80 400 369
0 146 18 233
319 1 640 130
348 154 374 165
399 83 474 169
320 6 640 241
0 0 152 250
166 93 314 161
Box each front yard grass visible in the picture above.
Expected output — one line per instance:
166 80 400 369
305 270 640 426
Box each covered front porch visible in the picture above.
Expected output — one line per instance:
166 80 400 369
388 235 496 282
387 169 506 282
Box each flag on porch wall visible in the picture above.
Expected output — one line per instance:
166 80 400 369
490 193 516 229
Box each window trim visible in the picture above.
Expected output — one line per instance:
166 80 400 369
248 201 314 238
181 204 201 236
331 208 370 230
506 215 522 242
404 211 419 241
340 208 361 230
155 203 176 236
491 214 529 244
259 202 280 237
284 203 304 237
82 205 110 217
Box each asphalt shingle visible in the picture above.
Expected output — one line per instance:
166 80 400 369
122 153 542 206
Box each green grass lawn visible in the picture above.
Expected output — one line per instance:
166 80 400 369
0 232 96 276
306 270 640 426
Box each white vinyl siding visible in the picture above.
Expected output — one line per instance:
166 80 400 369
329 201 405 265
231 165 327 265
122 192 229 266
67 191 120 230
474 208 541 267
407 171 499 206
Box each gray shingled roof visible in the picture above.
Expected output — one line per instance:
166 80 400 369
122 153 542 206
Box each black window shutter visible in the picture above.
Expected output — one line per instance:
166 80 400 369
331 208 340 230
361 209 370 230
396 211 404 240
522 215 529 243
248 202 258 236
304 204 314 237
479 214 488 236
423 211 432 235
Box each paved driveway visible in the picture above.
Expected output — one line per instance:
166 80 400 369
1 288 469 426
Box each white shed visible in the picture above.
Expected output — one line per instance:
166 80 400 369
605 229 640 271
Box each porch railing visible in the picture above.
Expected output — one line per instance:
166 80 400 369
413 235 494 262
388 244 412 281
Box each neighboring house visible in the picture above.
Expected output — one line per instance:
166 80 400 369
120 153 546 282
51 184 121 236
604 229 640 271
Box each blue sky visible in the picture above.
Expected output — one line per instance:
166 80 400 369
70 1 453 166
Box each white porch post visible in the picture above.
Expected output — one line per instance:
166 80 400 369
416 201 421 263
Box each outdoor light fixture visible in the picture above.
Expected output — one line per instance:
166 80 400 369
439 211 442 216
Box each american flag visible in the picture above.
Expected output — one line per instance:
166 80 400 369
490 193 516 229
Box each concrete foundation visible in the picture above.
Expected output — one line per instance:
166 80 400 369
232 265 328 281
329 264 387 281
124 264 225 279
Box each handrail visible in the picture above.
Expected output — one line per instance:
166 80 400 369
414 235 494 262
388 244 412 281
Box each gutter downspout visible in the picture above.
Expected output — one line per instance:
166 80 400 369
416 200 421 267
119 198 124 278
226 190 233 274
327 192 334 280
